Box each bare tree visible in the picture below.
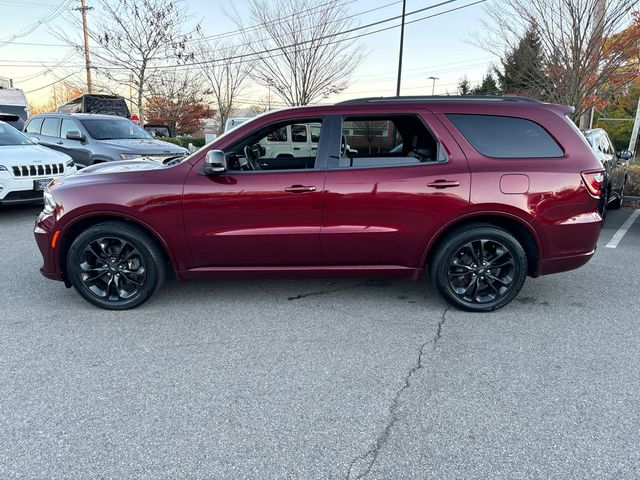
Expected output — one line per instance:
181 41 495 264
479 0 638 121
59 0 199 123
353 120 387 153
232 0 365 106
197 41 250 135
146 69 214 135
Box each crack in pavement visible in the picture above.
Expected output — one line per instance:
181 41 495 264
345 307 450 480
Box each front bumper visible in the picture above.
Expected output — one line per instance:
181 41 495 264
0 177 45 204
1 170 76 204
34 212 64 282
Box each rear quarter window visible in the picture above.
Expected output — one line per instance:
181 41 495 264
446 114 564 158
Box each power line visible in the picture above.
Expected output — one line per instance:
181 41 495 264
190 0 403 59
189 0 361 44
0 0 73 45
24 70 81 93
19 0 488 96
97 0 480 71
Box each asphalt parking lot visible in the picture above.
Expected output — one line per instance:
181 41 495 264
1 204 639 479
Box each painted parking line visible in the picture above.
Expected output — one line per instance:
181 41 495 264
606 209 640 249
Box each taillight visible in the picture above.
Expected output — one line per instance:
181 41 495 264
581 169 605 197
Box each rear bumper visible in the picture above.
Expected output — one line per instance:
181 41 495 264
34 213 64 282
537 211 601 276
538 248 596 276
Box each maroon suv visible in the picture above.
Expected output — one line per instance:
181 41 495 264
34 96 605 312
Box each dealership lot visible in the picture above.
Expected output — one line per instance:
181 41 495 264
1 205 639 479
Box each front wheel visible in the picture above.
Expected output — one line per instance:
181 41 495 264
430 225 527 312
66 222 166 310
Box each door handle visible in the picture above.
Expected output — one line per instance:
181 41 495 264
285 185 316 193
427 179 460 189
56 141 64 145
293 147 301 151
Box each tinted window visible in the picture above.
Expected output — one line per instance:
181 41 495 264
310 125 321 143
41 117 61 137
291 124 307 143
26 117 44 134
61 118 80 139
267 127 287 142
447 114 563 158
339 115 444 168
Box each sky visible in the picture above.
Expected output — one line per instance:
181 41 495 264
0 0 500 109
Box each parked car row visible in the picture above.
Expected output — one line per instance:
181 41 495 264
583 128 632 215
24 113 187 167
0 89 188 205
0 118 77 205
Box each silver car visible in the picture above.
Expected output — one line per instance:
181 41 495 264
24 113 188 167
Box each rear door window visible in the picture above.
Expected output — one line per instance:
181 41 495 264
26 117 44 134
446 114 564 158
40 117 61 137
337 115 446 168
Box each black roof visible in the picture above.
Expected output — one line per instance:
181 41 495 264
337 95 543 105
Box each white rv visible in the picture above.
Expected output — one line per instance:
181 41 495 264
0 87 30 130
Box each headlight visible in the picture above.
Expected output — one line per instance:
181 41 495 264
43 191 56 215
120 153 143 160
0 165 7 172
66 159 75 168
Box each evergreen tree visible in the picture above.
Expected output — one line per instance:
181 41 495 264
457 76 472 95
471 72 501 95
496 26 549 99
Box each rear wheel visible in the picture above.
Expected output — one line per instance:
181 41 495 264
608 178 626 210
430 225 527 312
66 222 165 310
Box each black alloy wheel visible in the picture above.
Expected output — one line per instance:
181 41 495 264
79 237 147 301
430 225 527 312
67 222 165 310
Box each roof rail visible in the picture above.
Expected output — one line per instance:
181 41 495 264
337 95 543 105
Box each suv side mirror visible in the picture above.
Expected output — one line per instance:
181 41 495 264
619 150 633 160
66 131 85 142
201 150 227 175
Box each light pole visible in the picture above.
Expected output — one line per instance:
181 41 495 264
428 76 439 95
395 0 407 97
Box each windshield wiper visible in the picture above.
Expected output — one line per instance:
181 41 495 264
162 155 186 166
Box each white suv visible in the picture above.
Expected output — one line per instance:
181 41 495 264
0 120 76 205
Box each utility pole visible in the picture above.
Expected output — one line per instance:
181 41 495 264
75 0 93 93
395 0 407 97
428 76 439 96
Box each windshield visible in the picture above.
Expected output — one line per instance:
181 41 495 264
0 122 32 146
80 118 152 140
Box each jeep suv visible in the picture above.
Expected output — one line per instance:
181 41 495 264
24 113 187 166
34 96 605 311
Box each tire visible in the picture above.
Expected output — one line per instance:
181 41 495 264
429 224 528 312
599 185 611 218
66 221 166 310
608 178 625 210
